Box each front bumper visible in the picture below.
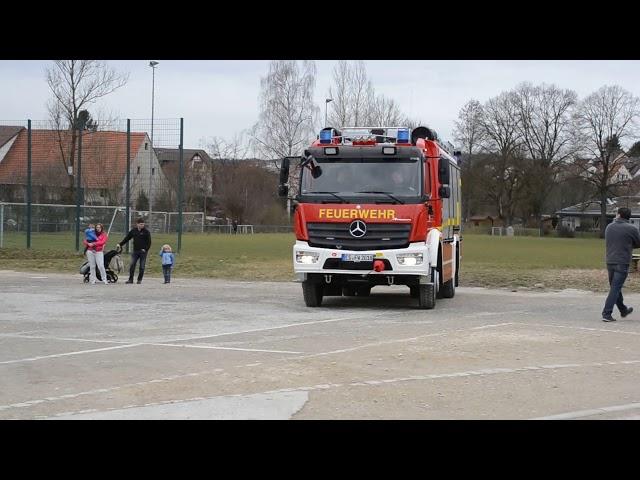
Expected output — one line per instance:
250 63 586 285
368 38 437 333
293 241 433 282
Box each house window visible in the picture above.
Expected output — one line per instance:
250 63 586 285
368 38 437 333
137 166 140 174
145 143 148 150
100 189 108 197
152 168 155 175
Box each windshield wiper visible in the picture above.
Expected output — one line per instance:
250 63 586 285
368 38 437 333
309 191 348 203
356 191 405 204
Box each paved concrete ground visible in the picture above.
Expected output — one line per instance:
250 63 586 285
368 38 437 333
1 269 640 420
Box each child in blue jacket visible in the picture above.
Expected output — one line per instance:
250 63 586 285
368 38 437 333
83 224 97 254
159 244 175 284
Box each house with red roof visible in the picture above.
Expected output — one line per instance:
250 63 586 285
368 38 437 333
0 126 169 206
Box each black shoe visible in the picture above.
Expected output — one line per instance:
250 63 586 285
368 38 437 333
602 315 617 322
125 280 133 284
621 307 634 318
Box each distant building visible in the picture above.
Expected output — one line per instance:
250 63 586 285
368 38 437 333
555 196 640 231
0 127 168 205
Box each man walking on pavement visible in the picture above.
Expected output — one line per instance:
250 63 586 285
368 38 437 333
117 218 152 284
602 207 640 322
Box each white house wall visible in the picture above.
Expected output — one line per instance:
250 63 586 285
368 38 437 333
120 135 169 206
0 134 18 164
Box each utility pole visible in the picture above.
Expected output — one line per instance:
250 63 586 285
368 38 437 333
324 98 333 127
149 61 159 228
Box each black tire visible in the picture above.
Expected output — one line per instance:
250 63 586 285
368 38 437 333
83 275 89 284
455 246 460 287
108 272 118 283
342 286 357 297
409 286 419 298
418 268 438 309
442 244 458 298
417 283 436 309
302 281 323 307
356 286 371 297
441 277 455 298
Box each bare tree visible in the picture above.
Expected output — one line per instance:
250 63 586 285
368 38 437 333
572 85 640 236
453 99 486 156
327 61 352 127
350 61 372 127
327 61 408 128
479 91 525 226
368 95 405 126
207 132 252 165
512 83 577 223
251 61 319 168
46 60 129 201
453 99 486 221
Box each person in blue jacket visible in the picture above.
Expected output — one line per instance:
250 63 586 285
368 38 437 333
159 244 175 284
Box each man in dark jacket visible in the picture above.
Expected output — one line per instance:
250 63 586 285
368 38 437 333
118 218 152 284
602 207 640 321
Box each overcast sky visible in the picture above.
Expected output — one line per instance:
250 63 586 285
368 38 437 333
2 60 640 150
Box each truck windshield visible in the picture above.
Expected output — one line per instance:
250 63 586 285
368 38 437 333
300 158 423 199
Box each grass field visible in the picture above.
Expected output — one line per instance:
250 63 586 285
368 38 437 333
1 231 637 292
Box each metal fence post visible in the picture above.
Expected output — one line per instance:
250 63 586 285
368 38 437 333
27 120 32 249
178 118 184 253
1 203 4 248
75 122 83 252
126 119 131 253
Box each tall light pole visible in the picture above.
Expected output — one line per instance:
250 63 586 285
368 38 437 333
149 60 159 224
324 98 333 127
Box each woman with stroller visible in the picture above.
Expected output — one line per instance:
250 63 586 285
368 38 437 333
84 223 109 285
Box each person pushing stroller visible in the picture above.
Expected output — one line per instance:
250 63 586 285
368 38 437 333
117 218 152 284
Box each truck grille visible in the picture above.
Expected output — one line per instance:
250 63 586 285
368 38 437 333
307 222 411 251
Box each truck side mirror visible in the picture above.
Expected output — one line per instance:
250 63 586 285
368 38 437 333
279 157 291 198
438 156 450 185
439 186 451 198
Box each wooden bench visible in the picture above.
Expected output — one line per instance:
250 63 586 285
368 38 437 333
633 254 640 272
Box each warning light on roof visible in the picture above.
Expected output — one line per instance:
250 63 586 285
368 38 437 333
320 129 332 144
397 128 410 144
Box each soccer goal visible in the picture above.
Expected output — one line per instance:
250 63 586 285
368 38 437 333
491 226 504 236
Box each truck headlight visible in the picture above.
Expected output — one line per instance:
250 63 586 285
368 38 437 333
396 253 423 266
296 251 320 264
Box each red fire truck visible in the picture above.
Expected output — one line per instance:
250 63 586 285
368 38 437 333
279 126 462 309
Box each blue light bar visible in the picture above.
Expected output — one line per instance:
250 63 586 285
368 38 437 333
319 129 332 144
397 128 410 144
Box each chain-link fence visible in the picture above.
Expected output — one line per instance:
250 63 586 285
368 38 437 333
0 118 185 251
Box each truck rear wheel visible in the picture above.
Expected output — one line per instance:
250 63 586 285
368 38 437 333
442 245 457 298
302 281 323 307
441 277 455 298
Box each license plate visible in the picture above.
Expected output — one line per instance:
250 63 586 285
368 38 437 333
341 254 374 262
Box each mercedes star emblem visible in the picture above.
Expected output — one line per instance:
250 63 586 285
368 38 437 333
349 220 367 238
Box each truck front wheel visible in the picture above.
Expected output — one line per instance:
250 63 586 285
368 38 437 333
417 269 438 309
417 283 436 309
302 281 323 307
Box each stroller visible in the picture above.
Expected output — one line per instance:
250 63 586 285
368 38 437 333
80 249 123 283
